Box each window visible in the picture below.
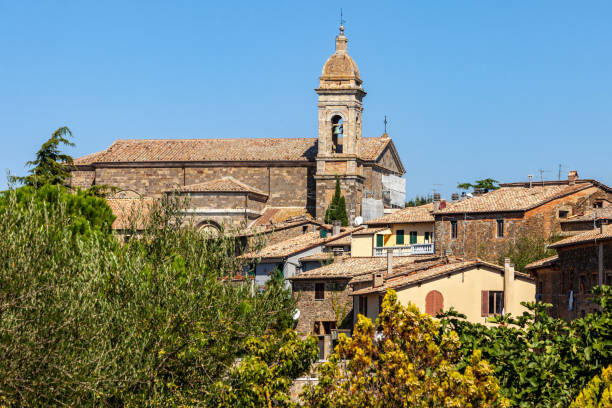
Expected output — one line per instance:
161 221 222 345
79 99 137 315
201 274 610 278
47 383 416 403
359 296 368 316
302 225 308 234
409 231 418 244
481 290 504 316
320 229 327 238
425 290 444 316
331 115 343 153
558 210 569 219
424 231 431 243
450 221 458 239
594 201 603 209
315 283 325 300
496 219 504 238
396 229 405 245
376 234 384 247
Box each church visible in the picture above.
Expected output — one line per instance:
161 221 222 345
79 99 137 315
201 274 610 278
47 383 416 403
70 26 406 230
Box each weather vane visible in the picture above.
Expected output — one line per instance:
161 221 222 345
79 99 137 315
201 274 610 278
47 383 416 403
340 9 346 31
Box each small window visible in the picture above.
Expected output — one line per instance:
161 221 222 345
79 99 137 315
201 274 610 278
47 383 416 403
450 221 458 239
558 210 569 219
396 230 405 245
497 219 504 238
359 296 368 316
302 225 308 234
376 234 384 247
481 290 503 316
424 231 430 243
594 201 603 209
409 231 418 244
315 283 325 300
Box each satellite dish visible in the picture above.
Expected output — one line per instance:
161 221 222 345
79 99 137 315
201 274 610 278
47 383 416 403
354 216 363 226
293 309 301 320
466 193 474 198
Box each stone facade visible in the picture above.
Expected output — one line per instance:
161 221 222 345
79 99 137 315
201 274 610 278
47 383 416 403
291 278 353 335
435 186 612 262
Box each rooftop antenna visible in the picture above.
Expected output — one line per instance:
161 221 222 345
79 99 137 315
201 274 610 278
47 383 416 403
384 115 388 133
538 168 550 186
557 164 569 181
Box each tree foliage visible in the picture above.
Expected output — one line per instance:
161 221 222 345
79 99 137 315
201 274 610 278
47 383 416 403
438 286 612 408
9 126 75 186
213 330 318 407
324 178 348 226
302 290 508 407
498 231 557 272
0 190 296 406
405 194 432 207
457 178 500 193
570 365 612 408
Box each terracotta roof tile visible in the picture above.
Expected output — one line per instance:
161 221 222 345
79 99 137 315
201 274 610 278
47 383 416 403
299 252 336 262
367 203 434 225
289 256 431 280
548 227 612 249
325 236 351 246
352 227 389 235
524 255 559 270
74 137 391 164
251 207 312 227
241 227 360 259
562 208 612 223
435 183 592 214
174 176 268 197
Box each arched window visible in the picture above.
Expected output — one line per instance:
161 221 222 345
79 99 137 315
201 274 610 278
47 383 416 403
425 290 444 316
198 220 221 236
331 115 343 153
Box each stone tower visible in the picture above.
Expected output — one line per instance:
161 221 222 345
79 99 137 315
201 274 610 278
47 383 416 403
314 25 367 222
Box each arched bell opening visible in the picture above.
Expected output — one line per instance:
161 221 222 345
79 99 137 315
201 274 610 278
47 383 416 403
331 115 343 154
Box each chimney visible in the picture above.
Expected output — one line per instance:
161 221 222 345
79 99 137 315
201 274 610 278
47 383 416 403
568 170 579 185
386 249 394 276
332 220 341 236
451 193 459 202
503 257 514 315
433 193 441 211
373 272 384 287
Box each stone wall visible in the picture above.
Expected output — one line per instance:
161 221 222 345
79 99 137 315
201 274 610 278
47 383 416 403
535 241 612 321
314 176 363 222
69 170 95 189
292 279 353 335
95 167 184 196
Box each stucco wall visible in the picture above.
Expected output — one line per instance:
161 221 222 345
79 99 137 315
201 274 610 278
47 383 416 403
352 235 374 257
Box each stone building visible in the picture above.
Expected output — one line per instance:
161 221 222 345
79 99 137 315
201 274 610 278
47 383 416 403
433 172 612 262
526 226 612 320
70 26 405 229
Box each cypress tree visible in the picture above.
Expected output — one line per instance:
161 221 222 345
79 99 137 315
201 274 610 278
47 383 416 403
324 178 349 226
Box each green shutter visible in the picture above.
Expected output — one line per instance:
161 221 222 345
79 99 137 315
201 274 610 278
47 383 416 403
410 231 418 244
320 229 327 238
396 230 404 245
376 234 384 247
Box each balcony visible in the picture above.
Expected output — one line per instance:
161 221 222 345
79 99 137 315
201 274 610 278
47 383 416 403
374 243 434 257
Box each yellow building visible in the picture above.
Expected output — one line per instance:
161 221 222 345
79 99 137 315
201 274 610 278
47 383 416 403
354 204 435 257
351 258 535 325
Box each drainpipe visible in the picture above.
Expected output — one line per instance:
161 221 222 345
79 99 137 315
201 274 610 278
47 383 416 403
504 257 514 315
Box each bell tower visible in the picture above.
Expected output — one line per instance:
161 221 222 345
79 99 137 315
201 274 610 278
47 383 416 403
314 25 367 221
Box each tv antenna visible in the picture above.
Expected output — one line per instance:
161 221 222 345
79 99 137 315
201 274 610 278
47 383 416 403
538 168 550 186
557 164 569 180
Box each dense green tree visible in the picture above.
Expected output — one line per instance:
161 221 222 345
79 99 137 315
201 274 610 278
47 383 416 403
0 191 295 406
405 194 433 207
9 126 75 187
324 178 348 226
438 286 612 408
457 178 500 193
497 231 557 272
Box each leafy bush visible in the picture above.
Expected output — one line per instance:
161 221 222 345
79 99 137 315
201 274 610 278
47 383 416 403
302 290 508 407
0 189 295 406
570 364 612 408
439 286 612 407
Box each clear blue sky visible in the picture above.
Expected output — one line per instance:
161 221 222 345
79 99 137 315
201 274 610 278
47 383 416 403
2 1 611 199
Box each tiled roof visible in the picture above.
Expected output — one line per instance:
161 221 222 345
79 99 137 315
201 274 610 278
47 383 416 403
240 228 360 259
73 137 391 164
289 256 431 280
250 207 312 227
106 198 155 230
326 236 351 247
548 228 612 249
435 183 593 214
352 227 389 235
174 176 268 197
352 260 532 295
562 208 612 223
367 203 434 225
299 252 336 262
73 150 107 166
524 255 559 270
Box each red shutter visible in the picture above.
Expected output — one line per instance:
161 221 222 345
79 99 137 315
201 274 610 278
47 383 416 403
425 291 444 316
481 291 489 317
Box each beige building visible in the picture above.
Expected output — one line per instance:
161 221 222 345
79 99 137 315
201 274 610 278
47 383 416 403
70 26 405 230
352 258 535 325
